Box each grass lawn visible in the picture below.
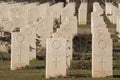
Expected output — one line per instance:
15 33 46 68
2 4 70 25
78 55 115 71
0 59 120 80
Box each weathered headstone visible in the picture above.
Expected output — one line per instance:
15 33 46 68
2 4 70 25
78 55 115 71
9 5 27 21
92 23 113 78
46 38 66 79
105 3 113 22
11 30 31 70
61 3 75 24
52 16 77 67
78 2 87 25
29 24 36 60
93 2 103 15
0 3 10 21
38 3 49 18
23 3 37 24
28 6 39 24
47 2 64 20
36 17 53 48
91 12 104 34
105 3 119 24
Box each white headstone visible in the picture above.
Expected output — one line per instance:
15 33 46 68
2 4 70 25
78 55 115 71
78 2 87 25
0 3 10 21
11 30 31 70
46 38 66 79
36 17 53 47
38 3 49 18
47 2 64 20
92 23 113 78
61 3 75 24
93 2 103 15
28 6 39 24
9 5 27 21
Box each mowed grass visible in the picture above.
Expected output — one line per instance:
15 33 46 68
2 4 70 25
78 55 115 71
0 61 120 80
0 51 120 80
0 13 120 80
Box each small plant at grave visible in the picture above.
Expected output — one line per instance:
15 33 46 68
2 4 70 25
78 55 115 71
73 33 92 60
71 60 91 70
0 52 3 61
36 48 46 60
53 18 61 32
0 52 10 61
17 65 30 70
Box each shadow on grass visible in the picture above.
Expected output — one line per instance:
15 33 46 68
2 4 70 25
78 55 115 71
32 66 45 70
0 57 10 61
113 75 120 78
68 74 91 78
36 55 45 60
20 66 45 70
113 49 120 53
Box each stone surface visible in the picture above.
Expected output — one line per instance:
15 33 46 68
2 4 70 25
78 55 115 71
47 2 64 20
92 18 113 78
105 3 120 24
38 3 49 18
78 2 87 25
0 3 10 21
9 5 27 21
35 17 53 48
27 6 39 24
29 24 37 60
11 30 31 70
46 38 66 79
20 24 36 60
91 12 104 34
61 3 75 24
105 3 113 22
93 2 103 15
52 16 77 67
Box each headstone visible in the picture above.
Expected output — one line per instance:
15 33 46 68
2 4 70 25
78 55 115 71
36 17 53 48
28 25 36 60
61 3 75 24
20 24 36 60
0 18 27 32
9 5 27 21
52 16 77 67
0 3 10 21
105 3 113 22
38 3 49 18
47 2 64 20
91 12 105 34
28 6 39 24
105 3 119 24
92 23 113 78
46 38 66 79
23 3 37 24
78 2 87 25
93 2 103 15
112 8 120 24
11 30 31 70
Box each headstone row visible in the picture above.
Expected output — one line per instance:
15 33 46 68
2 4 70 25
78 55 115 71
9 3 78 79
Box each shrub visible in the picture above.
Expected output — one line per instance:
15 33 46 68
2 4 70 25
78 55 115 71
71 60 91 70
73 33 92 60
